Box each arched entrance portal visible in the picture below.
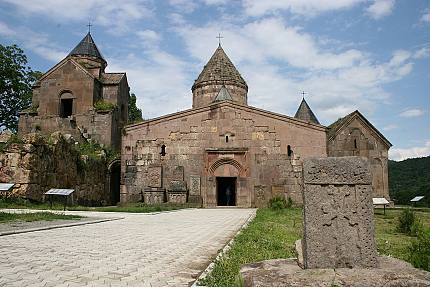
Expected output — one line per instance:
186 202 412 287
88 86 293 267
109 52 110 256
210 158 243 207
108 160 121 205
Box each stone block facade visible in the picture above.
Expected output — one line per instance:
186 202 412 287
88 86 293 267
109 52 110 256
302 157 378 269
121 101 327 207
18 33 129 151
327 111 392 200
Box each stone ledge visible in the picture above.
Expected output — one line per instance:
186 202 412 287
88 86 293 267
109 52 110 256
240 257 430 287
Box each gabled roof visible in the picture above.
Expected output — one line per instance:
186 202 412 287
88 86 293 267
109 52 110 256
34 56 97 85
213 85 233 102
125 100 326 133
294 98 320 124
101 73 125 84
327 110 392 148
192 45 247 90
69 32 105 62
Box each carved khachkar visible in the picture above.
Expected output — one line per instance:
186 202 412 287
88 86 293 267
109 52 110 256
189 176 201 195
302 157 377 269
148 166 162 188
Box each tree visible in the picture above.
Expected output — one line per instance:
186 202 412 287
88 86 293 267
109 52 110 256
128 93 143 124
0 44 41 132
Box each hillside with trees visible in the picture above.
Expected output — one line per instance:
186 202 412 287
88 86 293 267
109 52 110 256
389 156 430 206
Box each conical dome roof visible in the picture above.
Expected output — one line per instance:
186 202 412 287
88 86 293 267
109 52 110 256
294 98 320 125
192 45 247 91
69 32 105 62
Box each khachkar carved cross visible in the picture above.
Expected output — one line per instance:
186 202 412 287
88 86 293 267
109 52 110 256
321 185 358 227
321 185 360 267
217 33 224 46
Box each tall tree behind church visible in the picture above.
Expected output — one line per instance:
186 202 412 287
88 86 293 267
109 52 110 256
128 93 143 124
0 44 41 132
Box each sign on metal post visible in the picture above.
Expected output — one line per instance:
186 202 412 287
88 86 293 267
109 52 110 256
0 183 15 198
372 197 390 215
44 189 74 211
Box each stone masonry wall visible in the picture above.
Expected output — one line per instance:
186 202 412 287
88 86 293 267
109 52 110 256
0 133 109 205
327 117 390 199
122 102 327 207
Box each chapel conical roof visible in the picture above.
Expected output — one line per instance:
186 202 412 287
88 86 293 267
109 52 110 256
294 98 320 125
192 45 247 91
69 32 105 62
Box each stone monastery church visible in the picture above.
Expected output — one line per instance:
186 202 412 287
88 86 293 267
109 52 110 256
18 32 392 207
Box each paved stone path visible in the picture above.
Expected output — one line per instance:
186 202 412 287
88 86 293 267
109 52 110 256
0 208 255 287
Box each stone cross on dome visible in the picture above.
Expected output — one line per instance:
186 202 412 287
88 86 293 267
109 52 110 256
87 21 92 33
216 33 224 46
301 91 307 99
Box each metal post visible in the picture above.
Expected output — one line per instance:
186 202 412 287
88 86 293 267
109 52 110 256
50 195 53 209
384 204 386 215
63 195 67 211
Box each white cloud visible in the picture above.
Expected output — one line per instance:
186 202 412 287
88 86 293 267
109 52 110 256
420 9 430 22
108 50 192 119
136 30 161 48
2 0 153 34
0 21 66 62
389 140 430 161
383 124 397 131
168 0 198 13
399 108 425 118
242 0 366 17
366 0 395 19
413 47 430 59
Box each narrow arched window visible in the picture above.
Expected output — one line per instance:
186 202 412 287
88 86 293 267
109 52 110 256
160 145 166 156
225 136 229 143
354 139 358 149
287 145 293 157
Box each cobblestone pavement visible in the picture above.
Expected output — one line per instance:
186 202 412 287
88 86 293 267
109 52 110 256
0 208 255 287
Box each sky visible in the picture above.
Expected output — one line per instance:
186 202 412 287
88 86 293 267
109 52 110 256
0 0 429 161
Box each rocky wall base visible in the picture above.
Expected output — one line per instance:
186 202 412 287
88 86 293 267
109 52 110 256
0 132 109 205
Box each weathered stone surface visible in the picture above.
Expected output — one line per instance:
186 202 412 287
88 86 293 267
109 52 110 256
327 111 391 201
239 257 430 287
147 166 162 188
168 180 187 192
167 191 187 204
302 157 377 269
303 156 371 185
143 188 165 204
0 133 109 205
189 175 201 195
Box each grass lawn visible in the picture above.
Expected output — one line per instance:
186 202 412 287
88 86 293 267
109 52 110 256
0 212 82 223
200 207 430 287
374 208 430 261
199 208 302 286
0 198 195 213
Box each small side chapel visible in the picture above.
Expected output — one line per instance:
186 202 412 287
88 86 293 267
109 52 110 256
121 43 392 207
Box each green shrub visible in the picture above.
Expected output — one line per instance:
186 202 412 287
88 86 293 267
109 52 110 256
286 196 293 208
269 196 287 210
408 228 430 271
397 208 416 235
94 100 116 111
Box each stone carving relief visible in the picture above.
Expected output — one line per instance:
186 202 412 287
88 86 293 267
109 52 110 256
189 176 201 195
303 157 377 269
147 166 162 188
